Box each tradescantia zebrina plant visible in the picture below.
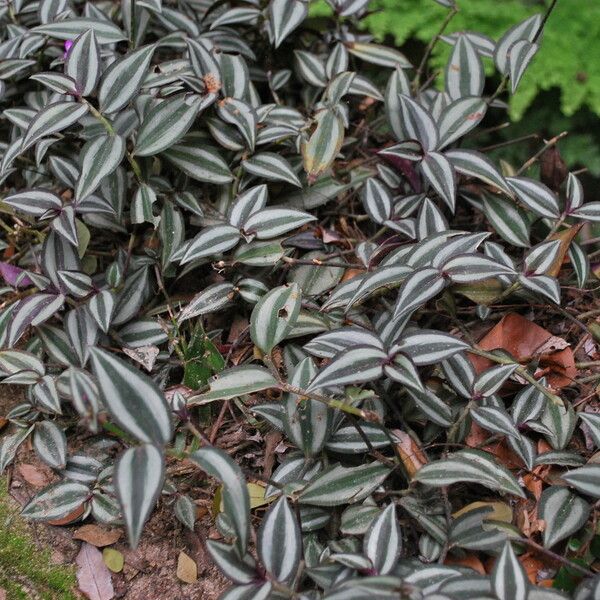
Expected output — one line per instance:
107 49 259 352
1 0 600 597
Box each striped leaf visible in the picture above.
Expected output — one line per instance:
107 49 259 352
347 266 412 309
257 497 301 583
115 444 164 548
4 189 62 216
162 140 233 184
21 480 90 521
492 541 528 600
398 94 438 151
579 413 600 448
302 108 344 181
304 327 383 359
65 30 101 96
524 240 562 275
361 178 392 224
99 44 156 113
30 73 78 95
186 38 221 82
326 423 391 454
243 208 315 239
188 366 279 404
250 284 301 354
508 40 539 93
474 364 518 396
471 406 520 439
206 540 257 584
445 35 484 100
89 347 172 445
33 376 62 414
414 449 525 497
0 427 34 473
217 98 256 151
134 95 202 156
568 242 589 289
32 18 127 45
420 152 456 211
442 352 476 398
75 134 125 201
306 345 387 392
298 461 391 506
392 267 446 320
8 293 66 347
482 194 530 248
539 486 590 547
211 7 261 30
242 152 301 187
87 290 115 333
364 504 401 575
442 254 516 283
392 330 469 365
570 202 600 222
437 97 487 149
494 14 542 74
22 102 89 152
407 386 452 426
284 358 331 456
190 447 250 556
33 421 67 469
385 67 411 141
519 274 560 304
228 185 268 228
269 0 307 48
180 225 240 264
179 282 235 322
346 42 411 68
506 176 560 219
562 465 600 498
294 50 327 87
445 149 513 197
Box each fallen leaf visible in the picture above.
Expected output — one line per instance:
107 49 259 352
74 524 122 547
0 417 7 432
18 463 50 488
76 542 114 600
520 552 546 584
445 553 486 575
102 548 124 573
470 313 576 389
453 501 513 524
547 224 583 277
176 551 197 584
393 429 427 478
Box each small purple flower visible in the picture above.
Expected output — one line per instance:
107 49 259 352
63 39 73 59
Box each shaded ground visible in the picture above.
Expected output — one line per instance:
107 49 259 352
0 386 227 600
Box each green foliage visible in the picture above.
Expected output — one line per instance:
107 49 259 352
363 0 600 120
1 1 599 598
0 478 77 599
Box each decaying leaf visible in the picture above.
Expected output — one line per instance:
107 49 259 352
176 551 197 584
74 524 122 547
76 542 114 600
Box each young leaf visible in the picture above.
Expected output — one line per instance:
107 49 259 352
445 35 484 100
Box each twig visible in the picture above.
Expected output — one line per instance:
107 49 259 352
516 131 568 176
518 536 594 578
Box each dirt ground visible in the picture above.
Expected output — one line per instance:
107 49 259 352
0 385 228 600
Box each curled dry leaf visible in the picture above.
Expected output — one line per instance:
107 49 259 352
393 429 427 478
76 542 115 600
470 313 576 388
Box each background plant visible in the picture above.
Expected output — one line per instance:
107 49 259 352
0 0 599 598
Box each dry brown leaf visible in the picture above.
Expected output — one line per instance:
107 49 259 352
74 525 122 548
76 542 114 600
17 463 50 488
470 313 576 389
520 553 546 584
445 553 486 575
176 551 197 584
547 223 583 277
0 417 7 432
393 429 427 478
122 345 159 372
